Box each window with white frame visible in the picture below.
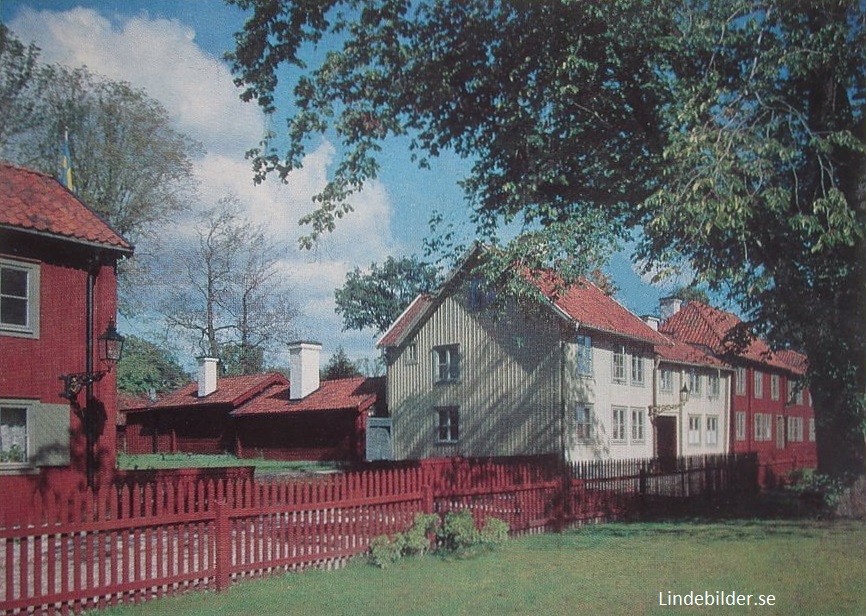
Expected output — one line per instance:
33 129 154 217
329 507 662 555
0 258 40 338
611 407 627 442
735 366 746 396
787 416 804 442
576 335 593 377
405 342 418 365
436 406 459 443
705 416 719 446
631 353 645 386
708 373 720 398
612 345 627 384
631 407 645 442
688 369 702 397
735 412 746 441
575 405 593 440
754 413 772 441
433 345 460 383
771 374 780 400
660 368 673 393
0 405 28 464
790 381 804 405
688 415 702 445
809 418 815 442
754 370 764 399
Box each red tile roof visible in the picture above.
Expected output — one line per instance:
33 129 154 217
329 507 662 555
377 274 669 348
232 376 383 416
377 293 434 348
147 373 287 410
775 349 808 376
656 335 728 369
660 302 797 372
0 162 132 252
122 373 383 418
531 273 671 346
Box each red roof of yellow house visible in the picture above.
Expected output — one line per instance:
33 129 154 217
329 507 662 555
531 273 671 346
0 162 132 252
655 335 729 370
377 293 434 349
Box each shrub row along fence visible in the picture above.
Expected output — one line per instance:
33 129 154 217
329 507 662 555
1 453 756 615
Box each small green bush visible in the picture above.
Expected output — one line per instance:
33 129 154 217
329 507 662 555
480 516 510 546
368 510 510 567
402 513 440 556
438 510 480 551
786 469 849 514
368 535 403 569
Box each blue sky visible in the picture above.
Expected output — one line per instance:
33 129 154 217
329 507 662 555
1 0 693 368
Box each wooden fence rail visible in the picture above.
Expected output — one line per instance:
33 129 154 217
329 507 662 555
1 453 756 615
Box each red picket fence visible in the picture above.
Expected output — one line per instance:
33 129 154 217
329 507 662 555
0 453 756 615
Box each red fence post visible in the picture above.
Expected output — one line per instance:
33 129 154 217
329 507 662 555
215 500 231 592
422 484 434 514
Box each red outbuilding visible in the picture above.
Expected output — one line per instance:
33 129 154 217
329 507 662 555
122 346 383 463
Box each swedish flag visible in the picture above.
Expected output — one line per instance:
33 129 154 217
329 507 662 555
60 129 74 191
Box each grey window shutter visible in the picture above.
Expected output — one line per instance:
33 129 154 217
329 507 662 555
31 403 71 466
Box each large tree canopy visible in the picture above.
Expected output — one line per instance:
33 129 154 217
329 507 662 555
335 255 441 334
229 0 866 478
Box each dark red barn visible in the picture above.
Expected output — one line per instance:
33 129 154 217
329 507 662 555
122 348 383 463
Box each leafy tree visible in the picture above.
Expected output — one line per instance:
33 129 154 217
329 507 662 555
221 341 266 376
0 26 201 315
0 34 199 242
322 346 362 380
229 1 866 479
116 335 189 396
0 25 39 149
159 197 299 374
335 255 441 334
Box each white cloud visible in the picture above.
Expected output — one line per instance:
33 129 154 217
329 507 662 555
10 7 263 158
10 7 397 365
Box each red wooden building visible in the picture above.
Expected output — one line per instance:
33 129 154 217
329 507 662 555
0 163 133 495
659 298 817 485
122 348 383 463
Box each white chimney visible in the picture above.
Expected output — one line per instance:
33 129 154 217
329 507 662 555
197 357 219 397
289 341 322 400
659 297 683 322
644 315 660 331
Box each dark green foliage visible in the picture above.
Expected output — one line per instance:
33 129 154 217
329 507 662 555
334 255 441 334
116 335 189 396
221 342 265 376
321 346 362 380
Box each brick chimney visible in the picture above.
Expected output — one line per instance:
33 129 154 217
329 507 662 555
197 357 219 397
659 297 683 323
289 341 322 400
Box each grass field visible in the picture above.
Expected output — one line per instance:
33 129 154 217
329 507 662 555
94 519 866 616
116 453 343 474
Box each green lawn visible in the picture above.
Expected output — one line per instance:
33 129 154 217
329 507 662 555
116 452 343 475
95 519 866 616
